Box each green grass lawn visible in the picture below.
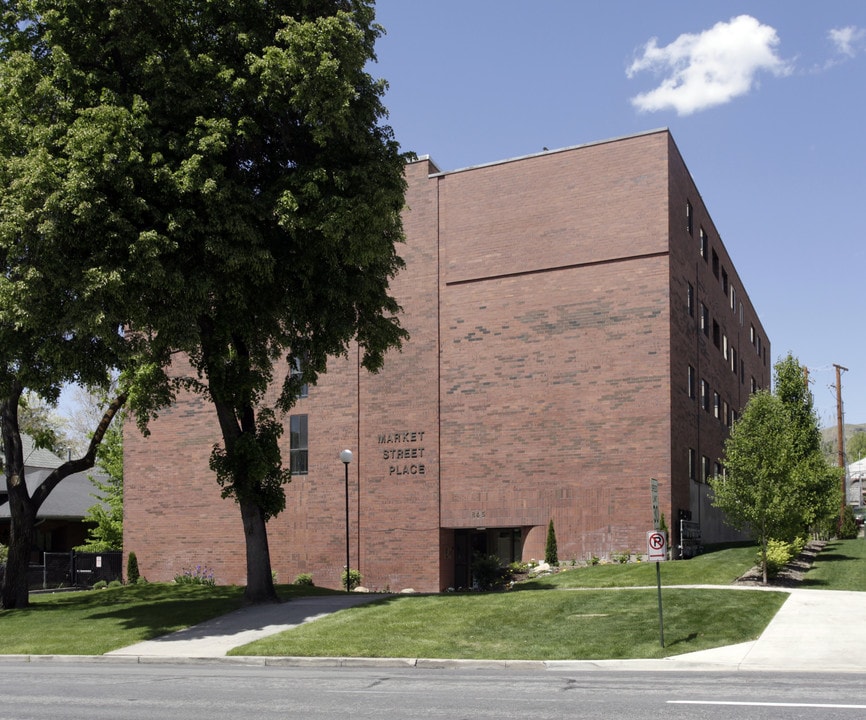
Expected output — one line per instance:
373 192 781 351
3 540 864 659
801 538 866 590
229 587 786 660
0 582 337 655
519 544 757 589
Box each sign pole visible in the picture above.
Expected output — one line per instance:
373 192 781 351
656 561 664 648
647 529 667 649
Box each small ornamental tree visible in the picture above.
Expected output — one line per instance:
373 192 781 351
126 552 140 585
545 519 559 566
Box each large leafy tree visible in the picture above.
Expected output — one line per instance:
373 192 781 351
773 353 839 532
711 355 840 583
710 392 801 583
2 1 408 605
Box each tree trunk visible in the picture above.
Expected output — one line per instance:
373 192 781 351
0 484 35 609
239 499 279 605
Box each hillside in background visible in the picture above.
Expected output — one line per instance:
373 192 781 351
822 424 866 464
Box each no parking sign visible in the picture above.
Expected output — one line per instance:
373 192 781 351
646 531 667 562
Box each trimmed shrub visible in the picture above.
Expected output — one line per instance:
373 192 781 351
545 519 559 565
340 569 362 591
838 505 859 540
126 551 140 585
471 553 506 590
293 573 314 586
761 539 793 578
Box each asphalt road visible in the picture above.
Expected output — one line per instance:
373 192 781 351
1 660 864 719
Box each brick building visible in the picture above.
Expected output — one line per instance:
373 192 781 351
124 129 770 591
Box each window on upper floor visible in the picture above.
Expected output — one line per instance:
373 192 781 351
712 249 719 279
700 227 708 261
289 414 309 475
688 365 696 398
701 379 710 411
722 268 729 296
713 392 721 419
687 282 694 317
701 304 709 336
712 320 720 349
291 357 309 399
689 448 696 481
702 455 711 483
686 200 693 236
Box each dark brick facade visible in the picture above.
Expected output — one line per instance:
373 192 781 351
124 129 770 591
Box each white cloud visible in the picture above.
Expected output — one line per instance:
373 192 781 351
627 15 793 115
829 26 866 57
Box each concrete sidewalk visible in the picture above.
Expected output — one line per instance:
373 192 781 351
99 588 866 672
105 594 389 660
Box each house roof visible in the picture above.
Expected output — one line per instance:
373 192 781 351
20 435 67 470
0 467 110 520
850 457 866 479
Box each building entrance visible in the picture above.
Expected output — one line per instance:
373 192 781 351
453 527 523 589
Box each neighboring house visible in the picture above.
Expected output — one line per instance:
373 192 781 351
124 129 770 592
0 435 109 561
848 457 866 505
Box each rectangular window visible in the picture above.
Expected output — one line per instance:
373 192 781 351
714 461 723 478
722 399 729 426
700 304 709 336
750 324 756 345
700 227 709 260
688 365 696 398
712 249 719 279
722 333 729 360
701 379 710 411
713 391 721 419
291 357 309 399
689 448 696 481
722 268 729 296
686 200 693 235
702 456 711 483
712 320 720 349
751 376 757 393
731 346 737 374
687 282 694 317
730 285 736 312
289 414 308 475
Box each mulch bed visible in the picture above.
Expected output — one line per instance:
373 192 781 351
734 540 825 587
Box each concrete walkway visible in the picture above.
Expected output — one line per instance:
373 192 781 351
105 594 389 660
97 588 866 672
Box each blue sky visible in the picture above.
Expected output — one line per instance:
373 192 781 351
371 1 866 429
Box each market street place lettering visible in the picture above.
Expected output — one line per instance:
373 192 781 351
378 430 427 477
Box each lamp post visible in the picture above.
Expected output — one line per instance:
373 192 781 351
340 449 353 593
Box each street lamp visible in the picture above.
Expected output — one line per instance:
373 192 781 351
340 449 353 593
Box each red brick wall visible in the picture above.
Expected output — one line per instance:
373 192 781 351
123 131 769 589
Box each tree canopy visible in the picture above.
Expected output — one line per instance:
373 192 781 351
1 0 409 605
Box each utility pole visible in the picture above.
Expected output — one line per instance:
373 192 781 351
834 364 848 522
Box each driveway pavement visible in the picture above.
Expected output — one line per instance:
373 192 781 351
96 587 866 672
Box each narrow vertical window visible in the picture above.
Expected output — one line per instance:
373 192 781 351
689 448 696 481
686 200 693 235
701 379 710 411
290 414 308 475
712 249 719 279
700 227 708 260
688 365 696 398
687 282 694 317
291 357 309 399
702 456 711 483
713 392 721 419
700 304 709 336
